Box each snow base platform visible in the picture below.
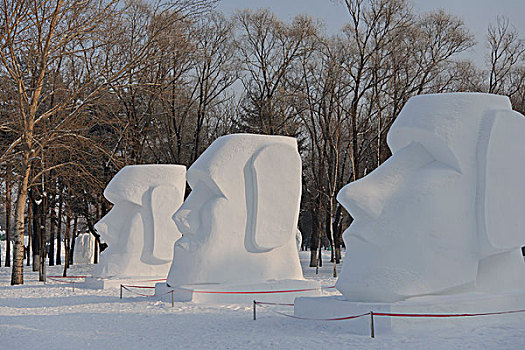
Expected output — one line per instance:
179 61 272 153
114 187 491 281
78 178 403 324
155 279 321 305
294 292 525 335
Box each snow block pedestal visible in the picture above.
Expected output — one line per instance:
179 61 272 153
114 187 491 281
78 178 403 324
294 292 525 335
156 279 321 305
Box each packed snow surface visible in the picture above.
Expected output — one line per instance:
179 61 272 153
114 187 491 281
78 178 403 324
167 134 305 288
94 164 186 278
73 233 95 264
336 93 525 302
1 250 524 349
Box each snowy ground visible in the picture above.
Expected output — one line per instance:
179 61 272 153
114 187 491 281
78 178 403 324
1 248 524 349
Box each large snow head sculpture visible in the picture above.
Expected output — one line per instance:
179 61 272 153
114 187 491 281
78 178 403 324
336 93 525 302
94 165 186 278
74 233 95 264
166 134 303 287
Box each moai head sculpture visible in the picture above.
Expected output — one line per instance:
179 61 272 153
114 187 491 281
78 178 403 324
166 134 304 287
94 165 186 278
336 93 525 302
74 233 95 264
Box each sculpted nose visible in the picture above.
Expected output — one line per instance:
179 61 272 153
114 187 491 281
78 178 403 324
337 176 384 220
338 142 435 220
94 220 111 243
94 220 106 233
174 208 199 235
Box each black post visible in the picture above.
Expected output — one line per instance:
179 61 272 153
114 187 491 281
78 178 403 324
370 311 375 338
253 300 257 320
120 284 123 299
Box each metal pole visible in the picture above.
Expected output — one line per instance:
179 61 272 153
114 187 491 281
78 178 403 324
120 284 123 299
370 311 375 338
171 290 174 307
253 300 257 320
72 282 75 292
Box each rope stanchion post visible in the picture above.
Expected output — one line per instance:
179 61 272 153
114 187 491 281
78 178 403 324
171 290 174 307
370 311 375 338
72 282 75 292
120 284 123 299
253 300 257 321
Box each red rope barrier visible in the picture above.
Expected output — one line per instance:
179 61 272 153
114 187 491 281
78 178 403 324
121 285 156 297
255 301 525 322
121 285 174 298
120 283 328 300
374 309 525 318
122 285 156 289
255 301 294 306
48 277 77 284
266 308 370 321
132 278 167 283
48 275 87 279
276 310 371 321
175 287 322 294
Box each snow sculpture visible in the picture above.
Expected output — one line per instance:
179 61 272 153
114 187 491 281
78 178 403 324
164 134 319 303
74 233 95 264
336 93 525 302
93 165 186 279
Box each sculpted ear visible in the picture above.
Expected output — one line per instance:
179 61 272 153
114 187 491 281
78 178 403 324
146 185 185 262
480 110 525 249
245 143 302 252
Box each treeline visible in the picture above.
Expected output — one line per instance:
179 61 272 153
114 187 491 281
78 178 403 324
1 0 524 284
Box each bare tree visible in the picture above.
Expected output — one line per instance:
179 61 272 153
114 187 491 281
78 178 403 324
189 12 238 162
486 16 525 95
236 9 317 136
0 0 125 285
4 164 12 267
341 0 413 181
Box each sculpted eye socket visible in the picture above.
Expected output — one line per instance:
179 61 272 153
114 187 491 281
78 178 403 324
186 169 225 198
387 128 462 174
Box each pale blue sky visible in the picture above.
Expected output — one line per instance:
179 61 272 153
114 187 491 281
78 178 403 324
217 0 525 64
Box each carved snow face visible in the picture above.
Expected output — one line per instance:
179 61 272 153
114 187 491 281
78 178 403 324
95 196 139 253
336 93 525 302
74 233 95 264
166 134 304 286
94 165 186 278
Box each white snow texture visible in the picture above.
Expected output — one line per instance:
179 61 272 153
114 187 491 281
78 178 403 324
166 134 304 287
93 164 186 278
336 93 525 302
73 233 95 264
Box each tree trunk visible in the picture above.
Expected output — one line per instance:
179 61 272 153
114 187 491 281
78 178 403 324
30 193 41 272
4 164 11 267
333 204 343 264
39 192 47 282
11 155 32 285
326 215 335 263
94 236 99 264
48 179 56 266
351 99 359 182
309 210 318 268
69 216 78 265
26 220 31 267
317 227 323 270
328 208 337 278
49 202 55 266
56 188 63 265
63 201 71 276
